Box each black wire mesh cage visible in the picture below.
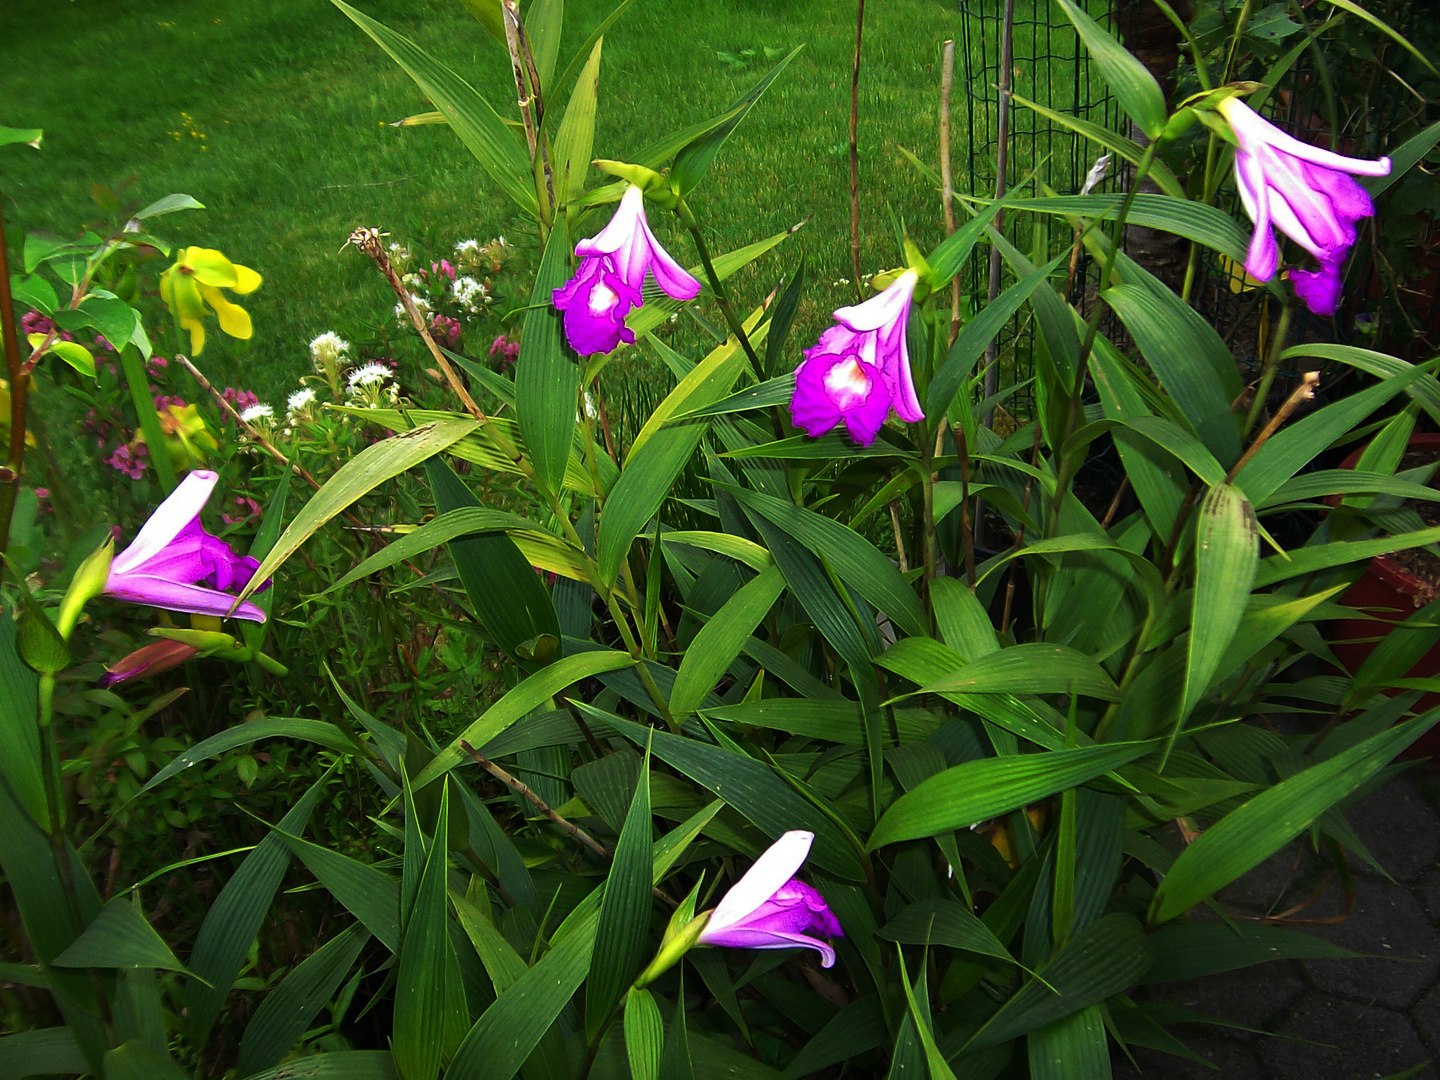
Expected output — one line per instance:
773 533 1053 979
954 0 1440 423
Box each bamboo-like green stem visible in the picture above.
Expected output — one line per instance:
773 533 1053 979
680 217 764 375
0 193 29 582
1243 304 1296 438
1049 140 1159 528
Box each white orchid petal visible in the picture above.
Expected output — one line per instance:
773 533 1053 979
834 270 918 332
1218 98 1391 178
110 470 218 575
705 830 814 934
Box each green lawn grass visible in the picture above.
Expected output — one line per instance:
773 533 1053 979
2 0 1086 406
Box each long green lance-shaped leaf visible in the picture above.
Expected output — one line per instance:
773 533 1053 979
238 418 478 605
524 0 562 94
868 743 1152 850
1142 922 1356 983
322 509 567 594
552 40 602 206
277 834 401 952
625 988 665 1080
596 325 755 586
425 460 562 670
101 1042 189 1080
516 218 576 498
1054 0 1166 138
1105 284 1241 466
0 1028 86 1079
1235 362 1429 505
1283 343 1440 425
1028 1004 1110 1080
0 614 46 829
928 254 1065 420
235 923 370 1077
648 47 803 195
141 719 361 797
625 227 799 339
880 639 1119 702
679 68 808 188
1091 338 1189 540
591 707 866 881
1010 93 1185 198
879 899 1017 965
670 565 785 718
1255 521 1440 587
729 487 928 638
962 914 1152 1052
1364 118 1440 200
586 751 653 1039
1004 194 1249 264
414 649 635 788
185 770 334 1045
330 0 536 213
242 1051 398 1080
1180 484 1258 731
446 814 712 1080
551 0 639 98
393 786 450 1080
1150 709 1440 925
52 898 186 972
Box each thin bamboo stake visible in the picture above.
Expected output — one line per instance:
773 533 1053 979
939 40 961 345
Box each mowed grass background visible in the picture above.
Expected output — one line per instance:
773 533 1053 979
0 0 1094 408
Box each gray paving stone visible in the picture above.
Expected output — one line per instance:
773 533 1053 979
1413 985 1440 1059
1344 774 1440 883
1259 991 1435 1080
1305 877 1440 1009
1417 867 1440 925
1141 964 1306 1041
1112 1037 1262 1080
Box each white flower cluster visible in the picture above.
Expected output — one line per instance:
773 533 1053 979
347 362 392 390
239 403 275 427
453 239 480 259
452 275 490 314
309 331 350 374
287 387 317 415
387 241 411 265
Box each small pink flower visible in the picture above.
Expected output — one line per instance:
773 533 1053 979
105 442 150 480
489 334 520 367
430 314 462 348
149 356 169 369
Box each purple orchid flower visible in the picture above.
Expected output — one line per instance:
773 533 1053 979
551 185 702 356
98 639 200 688
696 830 843 967
1216 96 1390 316
790 269 925 446
104 470 270 622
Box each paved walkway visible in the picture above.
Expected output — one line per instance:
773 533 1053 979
1115 770 1440 1079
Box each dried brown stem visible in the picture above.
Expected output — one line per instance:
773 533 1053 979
344 227 489 425
1225 371 1320 485
461 740 609 859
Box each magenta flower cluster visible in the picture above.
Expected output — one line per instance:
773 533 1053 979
551 185 701 356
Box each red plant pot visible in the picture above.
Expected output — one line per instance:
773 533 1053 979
1327 432 1440 762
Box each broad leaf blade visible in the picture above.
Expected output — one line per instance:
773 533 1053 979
516 219 576 498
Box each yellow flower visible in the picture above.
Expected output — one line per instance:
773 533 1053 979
0 380 36 449
159 247 262 354
135 403 219 470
